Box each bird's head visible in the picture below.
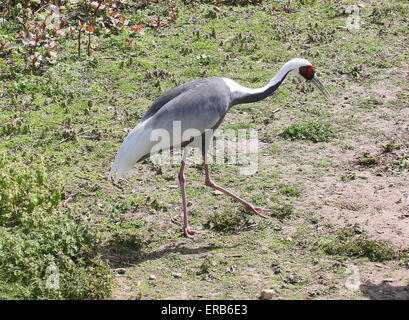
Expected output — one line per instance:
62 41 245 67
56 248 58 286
287 58 331 99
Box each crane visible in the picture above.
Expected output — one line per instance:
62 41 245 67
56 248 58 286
109 58 330 238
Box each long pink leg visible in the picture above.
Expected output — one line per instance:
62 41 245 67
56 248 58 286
179 149 202 238
203 156 270 219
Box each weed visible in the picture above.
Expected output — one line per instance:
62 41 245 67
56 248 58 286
0 155 112 299
276 183 301 197
205 209 254 232
270 261 282 274
358 152 380 166
382 140 402 153
389 151 409 172
306 23 335 44
227 32 258 53
337 65 363 78
320 227 396 262
270 204 295 219
341 172 356 182
370 7 394 26
281 120 334 143
0 154 63 226
1 118 30 137
359 97 382 109
197 255 215 275
284 274 305 285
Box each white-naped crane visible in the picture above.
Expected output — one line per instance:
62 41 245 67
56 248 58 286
109 58 330 238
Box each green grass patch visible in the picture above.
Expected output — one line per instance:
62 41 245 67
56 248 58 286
270 204 296 219
341 172 356 182
281 120 335 143
0 154 112 299
204 209 254 232
276 183 301 197
320 227 396 262
358 152 380 166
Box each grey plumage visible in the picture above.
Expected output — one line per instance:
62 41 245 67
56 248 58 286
109 77 234 182
108 58 331 238
109 58 325 183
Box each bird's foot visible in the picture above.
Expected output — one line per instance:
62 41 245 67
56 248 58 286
183 227 204 239
245 204 270 219
254 206 272 212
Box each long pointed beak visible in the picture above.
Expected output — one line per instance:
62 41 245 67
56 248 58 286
311 77 331 101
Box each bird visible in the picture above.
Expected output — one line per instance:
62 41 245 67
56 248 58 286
109 58 330 238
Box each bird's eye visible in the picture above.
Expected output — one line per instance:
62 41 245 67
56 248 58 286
299 65 315 80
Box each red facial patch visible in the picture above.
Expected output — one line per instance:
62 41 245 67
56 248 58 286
299 65 315 80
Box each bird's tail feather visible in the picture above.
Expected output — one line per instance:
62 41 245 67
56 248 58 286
109 120 151 183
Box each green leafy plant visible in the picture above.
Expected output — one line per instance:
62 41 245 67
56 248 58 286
358 152 379 166
269 204 295 219
320 227 396 262
281 119 335 142
205 209 254 232
0 154 112 299
276 183 301 197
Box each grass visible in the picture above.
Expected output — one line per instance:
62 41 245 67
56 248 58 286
276 183 301 197
358 152 380 166
204 209 255 232
320 227 396 262
341 172 356 182
0 154 112 299
1 0 408 300
280 119 335 143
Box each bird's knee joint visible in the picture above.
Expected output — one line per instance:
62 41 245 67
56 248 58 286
178 172 186 183
205 179 215 188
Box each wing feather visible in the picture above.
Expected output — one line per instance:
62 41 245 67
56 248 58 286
109 77 231 181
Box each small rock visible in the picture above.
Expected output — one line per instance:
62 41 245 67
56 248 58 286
213 190 223 195
172 272 182 278
149 275 157 280
115 268 126 275
382 278 394 283
225 266 236 274
260 289 276 300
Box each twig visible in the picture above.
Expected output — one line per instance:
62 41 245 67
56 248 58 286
78 25 81 57
62 192 78 207
170 216 180 225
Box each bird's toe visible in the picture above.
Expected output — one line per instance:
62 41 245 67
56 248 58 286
254 206 272 212
183 227 203 238
246 205 270 219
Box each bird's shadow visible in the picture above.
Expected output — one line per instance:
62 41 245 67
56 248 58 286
102 238 238 269
360 281 409 300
